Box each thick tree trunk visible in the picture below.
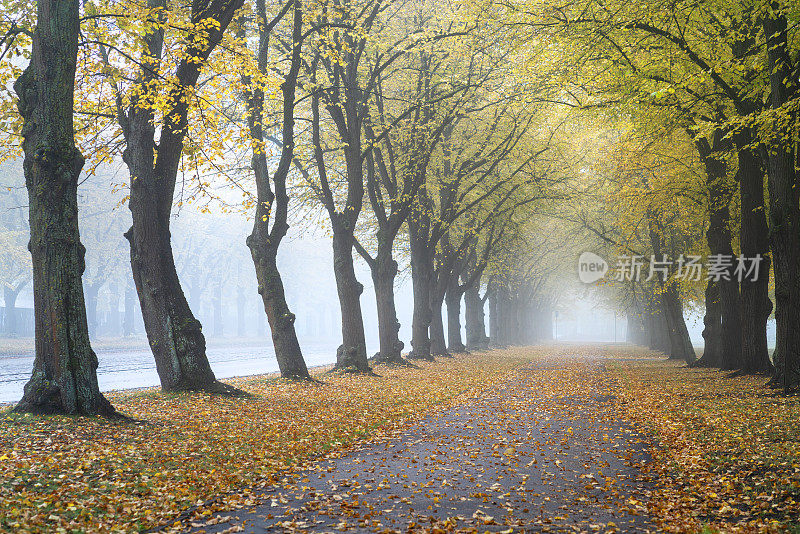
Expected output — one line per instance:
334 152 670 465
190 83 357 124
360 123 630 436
763 8 800 391
660 288 695 363
734 141 773 374
331 229 370 371
429 293 449 357
121 0 244 395
464 284 487 350
492 285 511 348
446 284 466 353
696 280 723 367
248 248 310 380
408 224 434 360
126 217 228 392
370 253 405 364
695 136 742 369
12 0 115 416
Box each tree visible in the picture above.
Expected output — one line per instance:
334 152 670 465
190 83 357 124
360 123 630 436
239 0 311 379
11 0 116 415
112 0 245 394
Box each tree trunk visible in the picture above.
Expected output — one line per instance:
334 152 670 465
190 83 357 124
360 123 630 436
446 284 466 353
121 0 243 395
370 253 405 364
489 290 500 347
696 280 723 367
646 307 668 353
12 0 115 416
464 284 487 350
331 229 370 371
248 248 311 380
660 288 695 363
734 140 772 374
126 218 229 392
695 135 742 369
408 223 434 360
763 8 800 391
492 285 511 348
242 0 310 380
429 293 449 357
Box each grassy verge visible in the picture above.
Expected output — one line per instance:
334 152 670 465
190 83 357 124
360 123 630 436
0 350 529 533
608 351 800 533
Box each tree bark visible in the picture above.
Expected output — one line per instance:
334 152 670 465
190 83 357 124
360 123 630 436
12 0 115 416
121 0 244 394
242 0 311 380
429 293 449 357
370 253 405 364
696 280 723 367
763 7 800 391
408 218 434 360
489 289 500 347
464 284 488 350
694 134 742 369
734 138 773 374
331 229 369 371
446 283 466 353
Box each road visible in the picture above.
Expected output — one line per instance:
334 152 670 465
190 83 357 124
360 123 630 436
0 341 339 403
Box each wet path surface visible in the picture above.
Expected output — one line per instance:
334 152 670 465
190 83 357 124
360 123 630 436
173 356 655 533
